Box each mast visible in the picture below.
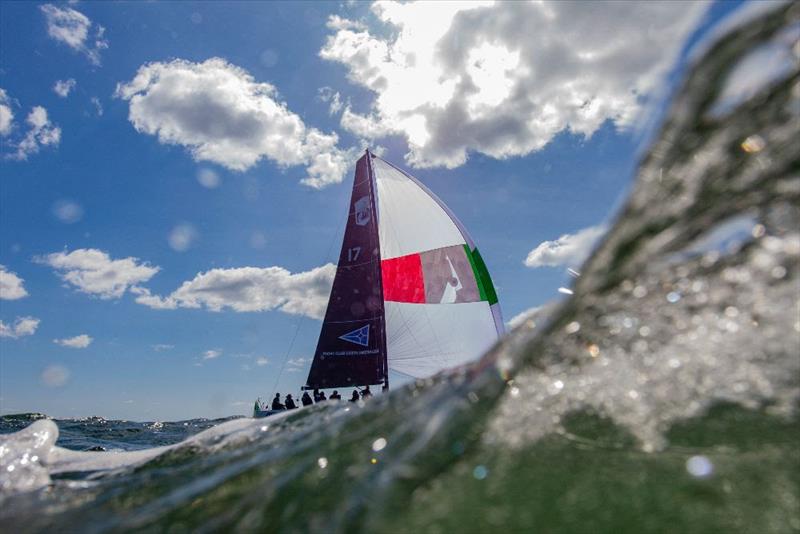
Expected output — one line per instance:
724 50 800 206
304 150 388 390
366 150 389 392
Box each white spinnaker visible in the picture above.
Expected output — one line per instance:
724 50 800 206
373 157 465 260
371 154 502 379
385 301 499 378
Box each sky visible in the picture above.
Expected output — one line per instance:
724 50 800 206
0 0 749 421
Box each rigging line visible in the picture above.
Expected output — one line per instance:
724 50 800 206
267 183 351 401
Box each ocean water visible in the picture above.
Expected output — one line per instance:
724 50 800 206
1 4 799 532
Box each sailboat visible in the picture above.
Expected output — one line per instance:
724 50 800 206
254 151 503 417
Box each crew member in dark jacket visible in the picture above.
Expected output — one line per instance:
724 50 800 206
330 390 341 400
285 394 298 409
361 386 372 399
271 393 284 410
349 390 360 402
301 391 313 406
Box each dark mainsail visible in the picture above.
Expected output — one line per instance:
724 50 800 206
304 152 388 390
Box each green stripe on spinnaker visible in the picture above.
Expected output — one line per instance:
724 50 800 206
464 245 498 305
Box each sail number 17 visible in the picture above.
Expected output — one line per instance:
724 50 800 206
347 246 361 262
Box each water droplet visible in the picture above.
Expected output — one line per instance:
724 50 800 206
667 292 681 303
558 287 573 295
565 321 581 334
771 265 787 279
473 465 488 480
740 134 766 153
317 457 328 469
371 437 387 452
686 455 714 478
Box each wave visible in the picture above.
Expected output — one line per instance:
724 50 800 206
1 3 798 532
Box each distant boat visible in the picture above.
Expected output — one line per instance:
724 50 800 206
254 151 503 417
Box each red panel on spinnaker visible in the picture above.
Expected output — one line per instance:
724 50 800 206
381 253 425 303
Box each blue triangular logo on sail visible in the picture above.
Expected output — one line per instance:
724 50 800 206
339 325 370 347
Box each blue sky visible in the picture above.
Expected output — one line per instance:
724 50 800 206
0 1 746 420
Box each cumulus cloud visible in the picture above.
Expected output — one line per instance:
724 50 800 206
40 4 108 66
133 263 336 319
8 106 61 160
524 225 607 269
115 58 353 188
318 86 344 115
54 334 92 348
0 316 40 338
53 79 76 98
0 88 12 136
321 1 707 168
0 89 61 159
0 265 28 300
36 248 160 299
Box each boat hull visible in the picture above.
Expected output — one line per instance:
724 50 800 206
253 408 282 419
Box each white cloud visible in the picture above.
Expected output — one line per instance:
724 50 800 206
153 343 174 352
40 4 108 66
203 349 222 360
53 79 76 98
255 356 269 366
286 357 309 372
321 1 707 168
115 58 353 188
36 248 160 299
0 316 40 338
318 86 344 115
507 301 559 330
133 263 336 319
0 265 28 300
90 96 103 116
507 306 543 330
9 106 61 161
0 88 13 136
52 199 84 223
0 90 61 159
54 334 92 348
524 225 607 269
